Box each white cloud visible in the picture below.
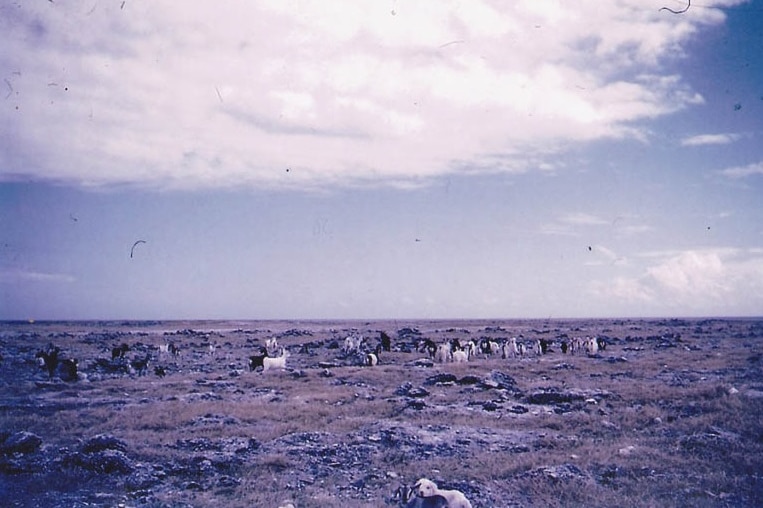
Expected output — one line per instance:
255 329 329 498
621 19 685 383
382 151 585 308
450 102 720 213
589 248 763 313
720 161 763 179
681 133 742 146
0 270 75 284
0 0 745 189
560 212 609 226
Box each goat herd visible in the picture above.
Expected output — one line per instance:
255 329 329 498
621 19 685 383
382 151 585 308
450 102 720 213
30 328 607 385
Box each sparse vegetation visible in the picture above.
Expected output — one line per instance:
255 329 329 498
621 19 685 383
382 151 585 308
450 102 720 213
1 318 762 506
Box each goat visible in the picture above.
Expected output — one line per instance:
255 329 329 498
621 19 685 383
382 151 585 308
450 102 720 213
560 340 568 354
262 348 289 372
596 336 607 351
464 340 478 360
586 336 599 355
35 345 60 378
154 366 166 377
111 343 129 360
365 344 382 366
413 478 472 508
130 353 151 376
395 484 449 508
59 358 79 382
265 337 279 355
479 338 500 356
249 347 268 372
452 348 468 363
420 339 438 358
380 331 392 352
434 343 452 363
343 335 363 355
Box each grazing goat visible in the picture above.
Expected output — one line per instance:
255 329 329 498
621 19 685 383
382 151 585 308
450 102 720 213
59 358 79 382
131 354 151 376
111 343 129 360
159 342 180 358
413 478 472 508
464 340 478 360
395 485 449 508
420 339 438 358
262 348 289 372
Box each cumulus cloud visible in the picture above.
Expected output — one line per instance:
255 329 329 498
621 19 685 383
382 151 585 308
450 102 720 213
0 0 743 189
590 248 763 313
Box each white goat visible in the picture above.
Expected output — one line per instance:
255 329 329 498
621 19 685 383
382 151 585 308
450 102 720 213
452 349 468 363
413 478 472 508
262 348 289 372
434 343 452 363
395 485 448 507
265 337 279 355
343 335 363 355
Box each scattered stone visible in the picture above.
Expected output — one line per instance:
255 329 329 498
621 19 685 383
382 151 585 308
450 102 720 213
63 449 134 475
0 431 42 455
81 434 128 454
483 371 519 391
424 373 457 385
524 390 584 405
407 399 426 410
457 375 481 385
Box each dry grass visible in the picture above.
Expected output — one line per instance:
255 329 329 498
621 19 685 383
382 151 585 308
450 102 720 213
1 318 762 507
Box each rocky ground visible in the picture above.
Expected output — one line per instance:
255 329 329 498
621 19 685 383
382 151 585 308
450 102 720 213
1 318 762 507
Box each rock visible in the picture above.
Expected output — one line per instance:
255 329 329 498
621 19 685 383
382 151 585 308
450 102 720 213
407 387 430 398
0 431 42 455
524 391 583 405
457 375 481 385
407 399 426 410
395 382 413 396
63 449 134 474
412 358 435 368
482 401 500 411
81 434 128 454
483 371 518 391
424 373 457 385
507 405 529 414
618 445 637 456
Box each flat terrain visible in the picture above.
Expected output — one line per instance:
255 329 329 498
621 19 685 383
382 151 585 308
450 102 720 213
1 318 762 507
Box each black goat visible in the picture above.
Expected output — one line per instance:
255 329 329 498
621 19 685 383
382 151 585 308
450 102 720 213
111 343 129 360
249 347 268 371
380 331 392 352
35 345 60 378
130 353 151 376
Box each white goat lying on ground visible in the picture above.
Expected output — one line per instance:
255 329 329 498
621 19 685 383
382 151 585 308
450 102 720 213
395 484 448 507
413 478 472 508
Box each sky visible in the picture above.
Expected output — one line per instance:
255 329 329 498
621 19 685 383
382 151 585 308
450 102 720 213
1 0 762 320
